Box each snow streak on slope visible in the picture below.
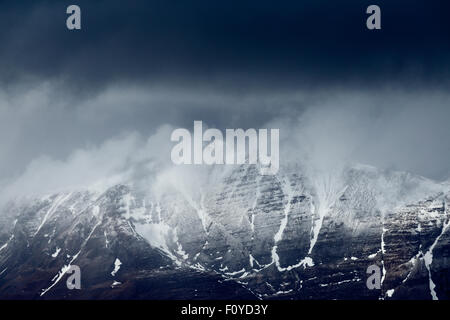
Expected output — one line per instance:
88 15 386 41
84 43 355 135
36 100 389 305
0 234 14 253
273 176 293 243
308 172 346 255
423 200 449 300
34 192 72 236
271 175 314 272
380 211 387 292
41 203 104 296
271 176 294 271
250 175 261 234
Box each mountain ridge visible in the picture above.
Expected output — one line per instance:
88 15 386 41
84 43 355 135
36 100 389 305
0 163 449 299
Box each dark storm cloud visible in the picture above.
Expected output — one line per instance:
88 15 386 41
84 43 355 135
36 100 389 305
0 0 449 91
1 0 450 193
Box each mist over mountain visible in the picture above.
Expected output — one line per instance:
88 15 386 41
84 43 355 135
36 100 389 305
1 0 450 300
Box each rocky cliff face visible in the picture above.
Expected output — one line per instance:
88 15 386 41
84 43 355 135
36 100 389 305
0 164 449 299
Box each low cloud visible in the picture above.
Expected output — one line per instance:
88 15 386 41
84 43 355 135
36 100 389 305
1 83 450 206
274 89 450 181
0 125 174 203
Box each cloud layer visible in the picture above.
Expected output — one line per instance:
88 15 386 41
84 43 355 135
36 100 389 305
2 84 450 204
0 1 449 202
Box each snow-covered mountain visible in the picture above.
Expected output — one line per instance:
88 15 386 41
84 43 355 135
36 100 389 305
0 163 449 299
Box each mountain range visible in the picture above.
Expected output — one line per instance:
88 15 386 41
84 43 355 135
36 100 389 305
0 163 449 300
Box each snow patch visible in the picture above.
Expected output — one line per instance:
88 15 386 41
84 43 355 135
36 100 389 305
51 247 61 258
386 289 395 298
111 258 122 277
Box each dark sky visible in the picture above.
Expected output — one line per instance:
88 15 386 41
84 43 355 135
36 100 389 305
1 0 449 90
0 0 450 190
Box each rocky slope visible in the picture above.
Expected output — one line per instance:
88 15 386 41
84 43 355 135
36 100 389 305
0 164 449 299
